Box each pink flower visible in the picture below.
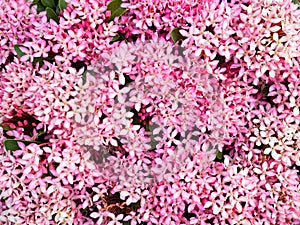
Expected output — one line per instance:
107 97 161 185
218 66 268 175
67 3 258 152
218 40 239 60
104 212 124 225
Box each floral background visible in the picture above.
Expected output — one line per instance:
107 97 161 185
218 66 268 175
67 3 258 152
0 0 300 224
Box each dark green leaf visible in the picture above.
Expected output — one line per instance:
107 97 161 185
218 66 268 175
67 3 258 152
37 2 46 13
145 121 150 132
58 0 67 10
46 7 59 23
30 0 40 7
81 69 95 85
4 139 41 152
0 125 14 131
110 33 128 44
82 70 87 85
170 27 184 43
108 8 126 21
31 0 40 4
107 0 126 22
237 166 242 173
33 57 45 65
261 87 268 96
4 139 20 151
37 129 46 139
32 57 53 65
41 0 56 8
107 0 122 12
261 83 270 97
111 34 121 42
293 0 300 9
216 151 223 160
14 45 26 57
111 34 125 43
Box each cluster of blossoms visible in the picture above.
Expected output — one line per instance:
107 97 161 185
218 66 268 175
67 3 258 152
0 0 300 224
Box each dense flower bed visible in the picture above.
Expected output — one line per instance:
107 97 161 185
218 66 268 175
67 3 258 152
0 0 300 224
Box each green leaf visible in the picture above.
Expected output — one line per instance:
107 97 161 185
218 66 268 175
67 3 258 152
31 0 40 4
261 86 269 96
110 33 125 43
111 34 121 42
29 0 46 12
32 56 52 64
4 139 20 151
0 125 14 131
81 70 87 85
30 0 40 7
41 0 56 8
108 8 126 21
37 129 46 139
33 57 45 65
145 121 150 132
293 0 300 9
107 0 123 12
107 0 127 22
14 45 26 57
58 0 68 10
37 2 46 13
4 139 40 152
216 151 223 160
110 33 128 44
170 27 184 43
46 7 59 23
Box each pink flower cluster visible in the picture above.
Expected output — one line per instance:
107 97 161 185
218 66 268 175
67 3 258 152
0 0 300 224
